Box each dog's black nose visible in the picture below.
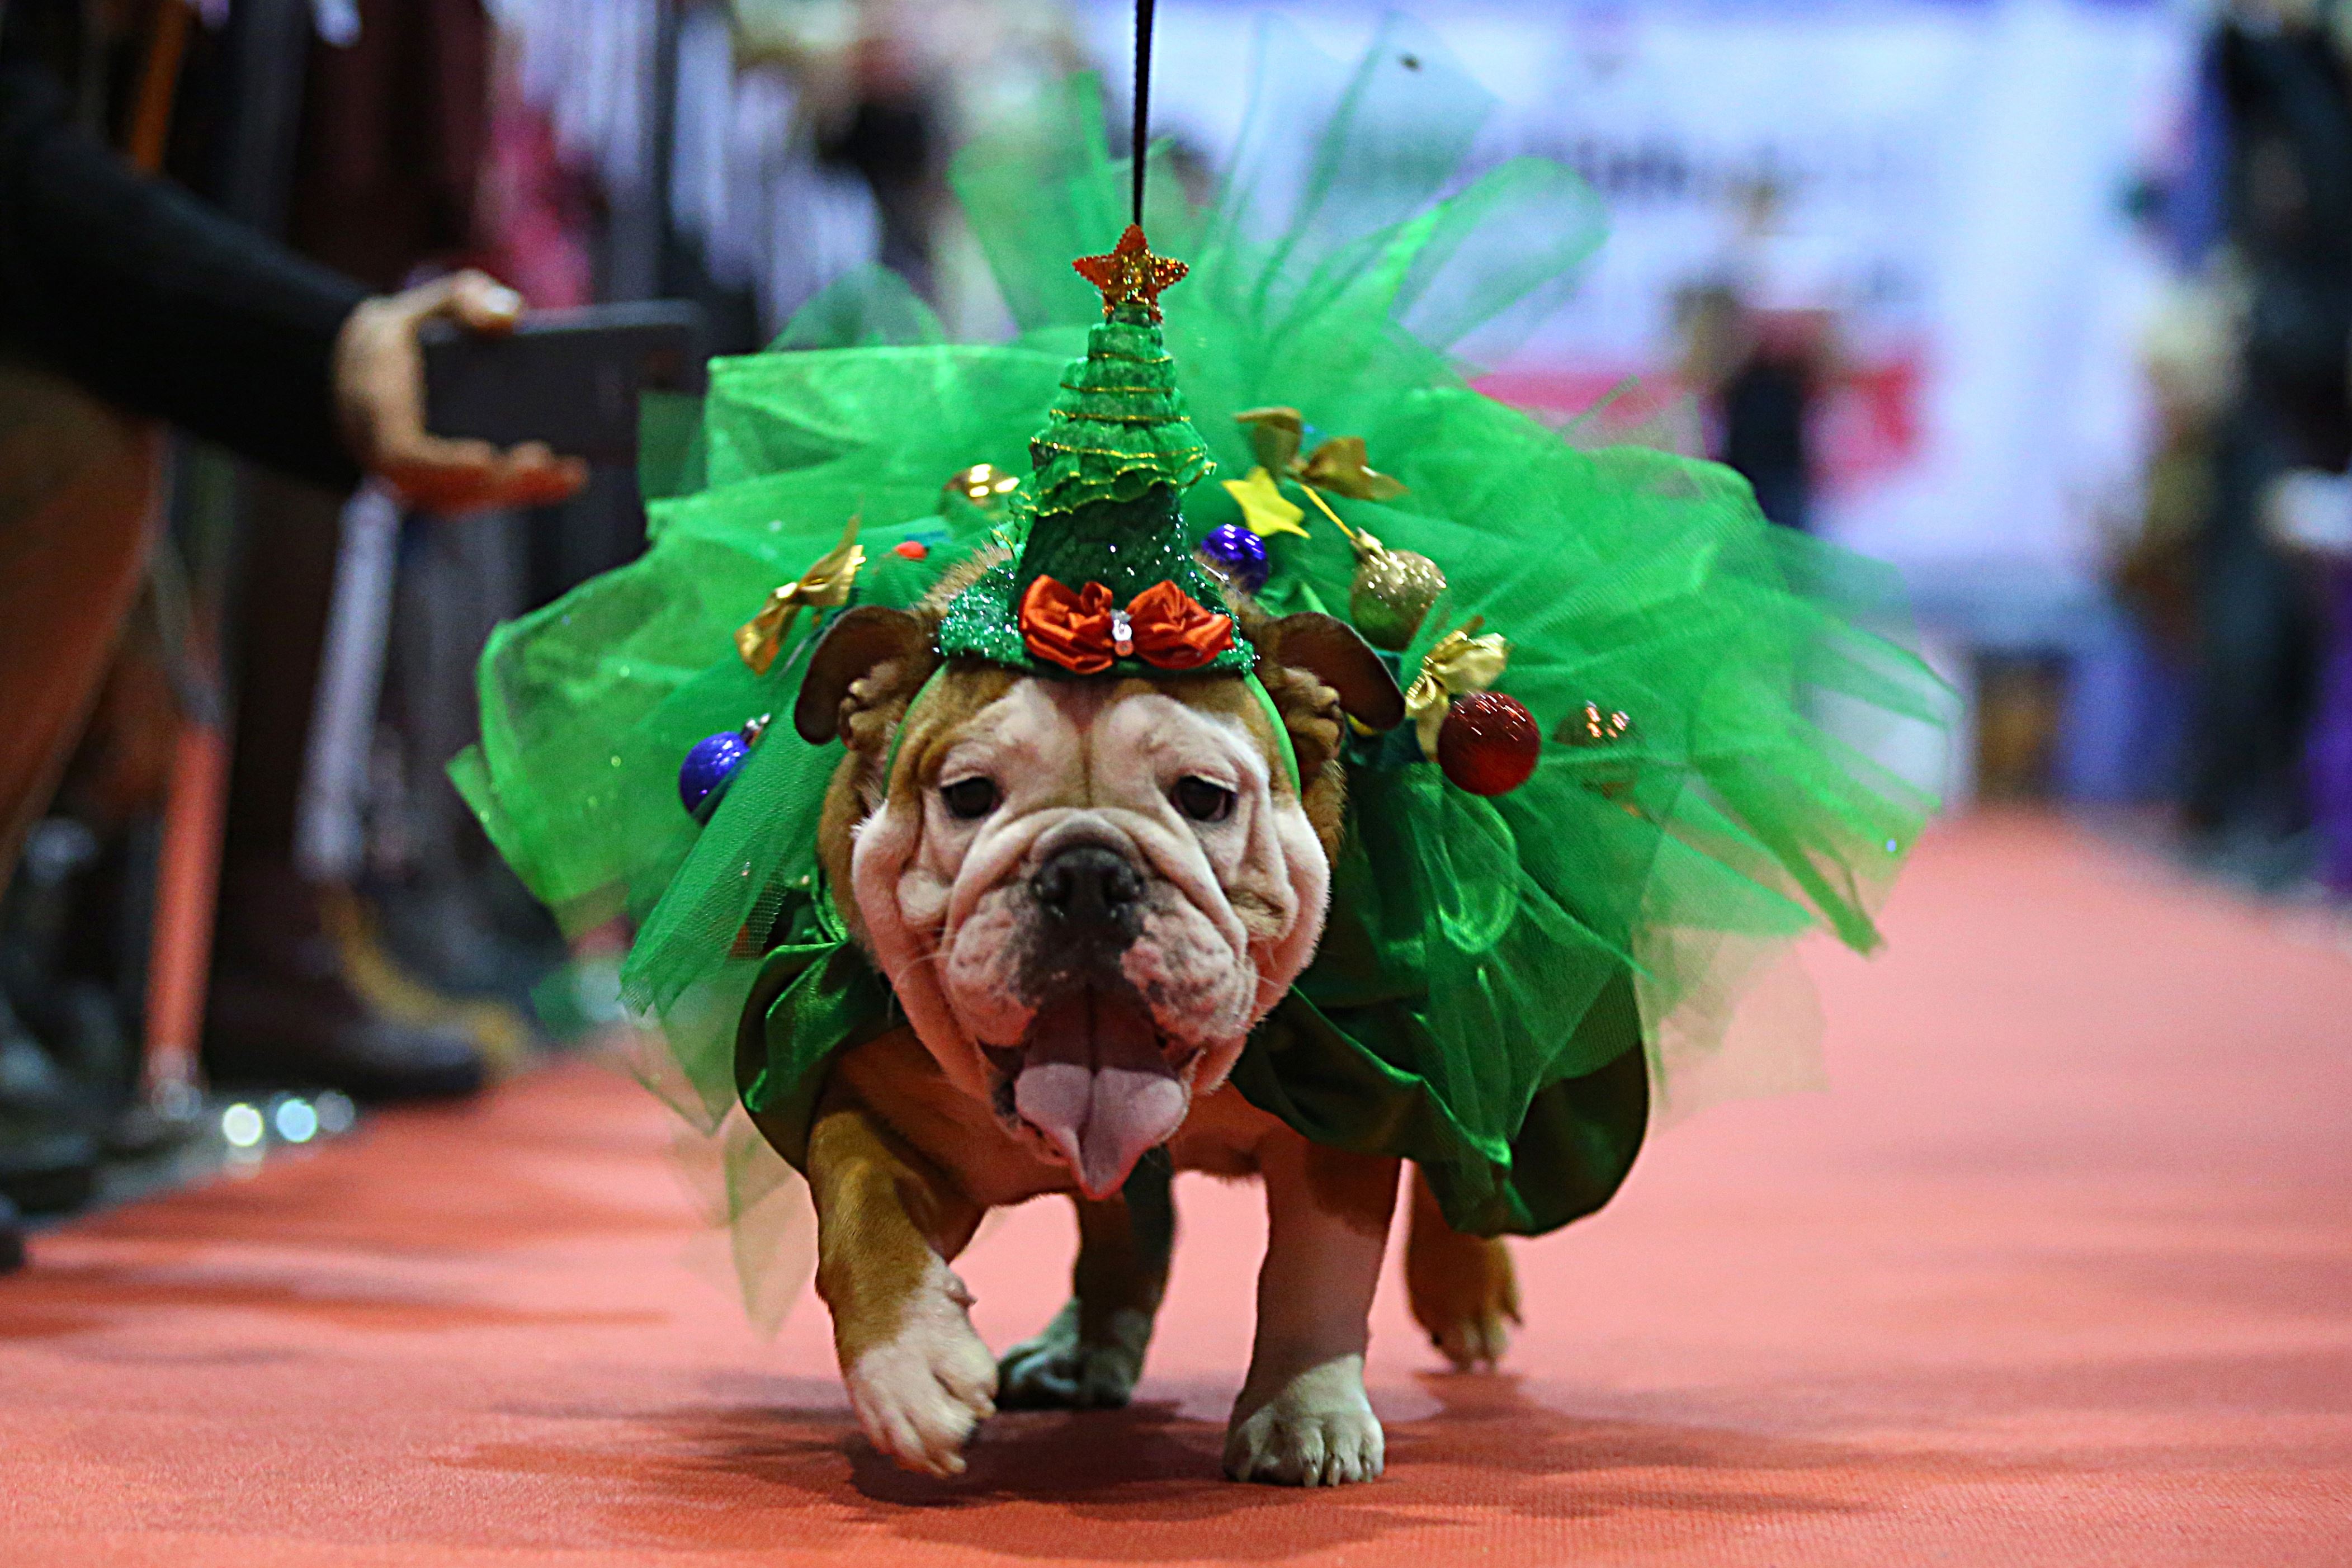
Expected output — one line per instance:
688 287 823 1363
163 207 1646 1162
1032 844 1144 937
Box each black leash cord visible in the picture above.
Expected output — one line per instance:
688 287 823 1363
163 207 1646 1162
1132 0 1156 224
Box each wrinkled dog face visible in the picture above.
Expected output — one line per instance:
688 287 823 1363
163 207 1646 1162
849 675 1329 1197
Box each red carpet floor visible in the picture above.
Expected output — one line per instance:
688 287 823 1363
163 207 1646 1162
2 814 2348 1566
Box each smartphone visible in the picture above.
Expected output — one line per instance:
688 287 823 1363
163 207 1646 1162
421 301 707 464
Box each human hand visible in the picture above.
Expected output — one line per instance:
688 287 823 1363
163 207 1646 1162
333 270 588 513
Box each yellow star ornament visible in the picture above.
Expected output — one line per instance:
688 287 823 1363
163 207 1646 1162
1220 466 1310 539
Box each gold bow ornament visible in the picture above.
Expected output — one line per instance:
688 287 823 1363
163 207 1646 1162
1298 434 1406 500
1230 407 1406 502
735 514 866 674
1220 407 1410 542
1402 618 1512 759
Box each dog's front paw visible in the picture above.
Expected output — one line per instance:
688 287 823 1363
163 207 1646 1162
842 1259 999 1477
998 1299 1151 1409
1222 1356 1384 1486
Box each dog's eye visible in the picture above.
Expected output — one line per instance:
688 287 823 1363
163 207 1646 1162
1172 777 1235 824
940 777 1001 821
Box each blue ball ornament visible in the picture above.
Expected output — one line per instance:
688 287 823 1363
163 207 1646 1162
678 729 751 820
1201 522 1271 596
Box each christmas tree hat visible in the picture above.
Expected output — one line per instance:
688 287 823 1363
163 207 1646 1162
934 225 1251 678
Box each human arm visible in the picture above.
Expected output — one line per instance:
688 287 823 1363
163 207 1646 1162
0 64 580 508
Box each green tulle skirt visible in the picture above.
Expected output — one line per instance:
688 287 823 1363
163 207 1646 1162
455 23 1949 1264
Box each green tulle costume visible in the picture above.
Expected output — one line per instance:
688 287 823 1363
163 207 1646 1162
454 28 1948 1268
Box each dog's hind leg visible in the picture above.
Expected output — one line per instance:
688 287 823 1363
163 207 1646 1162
1404 1164 1520 1370
1224 1134 1399 1486
806 1080 995 1477
998 1151 1174 1409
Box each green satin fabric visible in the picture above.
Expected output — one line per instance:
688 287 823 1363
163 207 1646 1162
732 917 895 1174
1236 988 1647 1239
731 866 1647 1240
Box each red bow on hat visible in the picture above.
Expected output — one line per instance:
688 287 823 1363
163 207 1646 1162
1018 577 1236 676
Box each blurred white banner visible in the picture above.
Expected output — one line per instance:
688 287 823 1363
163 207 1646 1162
1090 0 2194 588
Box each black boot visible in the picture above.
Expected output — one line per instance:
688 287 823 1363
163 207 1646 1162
0 994 100 1215
205 861 484 1103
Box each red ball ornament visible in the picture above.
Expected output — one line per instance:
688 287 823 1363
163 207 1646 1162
1438 691 1540 796
893 540 930 560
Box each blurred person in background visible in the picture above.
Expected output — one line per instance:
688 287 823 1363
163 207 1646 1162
817 26 942 297
1 0 580 1258
2105 282 2241 803
2266 424 2352 896
2175 0 2351 868
202 0 555 1106
1682 180 1845 534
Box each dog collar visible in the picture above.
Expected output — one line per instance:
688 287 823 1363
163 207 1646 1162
879 665 1302 798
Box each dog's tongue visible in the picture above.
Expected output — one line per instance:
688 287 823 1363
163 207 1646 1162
1013 987 1184 1199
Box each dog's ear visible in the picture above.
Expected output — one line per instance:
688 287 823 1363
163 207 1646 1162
1257 613 1405 731
794 606 936 747
1252 612 1405 788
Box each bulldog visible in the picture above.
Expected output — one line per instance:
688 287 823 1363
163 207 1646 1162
768 564 1522 1486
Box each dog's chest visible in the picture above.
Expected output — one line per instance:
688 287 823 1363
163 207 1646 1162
835 1028 1285 1206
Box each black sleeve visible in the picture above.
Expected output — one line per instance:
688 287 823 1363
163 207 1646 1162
0 63 370 490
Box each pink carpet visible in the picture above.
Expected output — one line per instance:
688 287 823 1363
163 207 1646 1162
2 814 2347 1565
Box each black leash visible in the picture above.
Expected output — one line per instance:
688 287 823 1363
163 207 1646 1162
1132 0 1156 224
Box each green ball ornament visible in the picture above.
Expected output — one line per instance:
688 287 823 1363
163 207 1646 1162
1349 543 1446 651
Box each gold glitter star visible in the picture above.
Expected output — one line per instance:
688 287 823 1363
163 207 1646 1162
1072 224 1189 322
